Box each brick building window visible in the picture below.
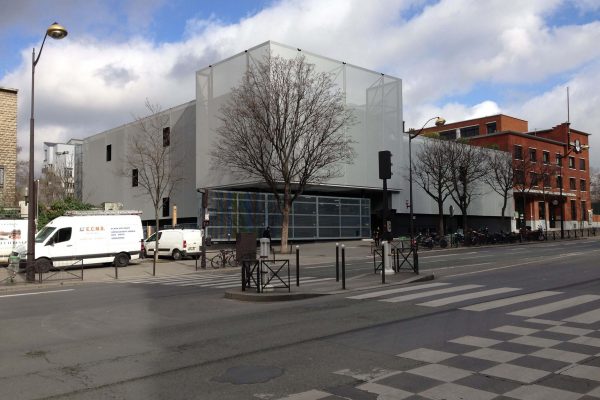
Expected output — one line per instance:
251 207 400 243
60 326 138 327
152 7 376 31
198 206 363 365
569 178 576 190
556 175 562 189
542 151 549 164
529 148 537 162
439 129 457 140
132 169 138 187
580 179 586 192
556 153 562 166
514 145 523 160
530 172 538 186
579 159 586 170
486 122 497 134
569 156 575 169
0 166 4 188
514 170 525 185
460 126 479 138
571 200 577 221
543 174 551 188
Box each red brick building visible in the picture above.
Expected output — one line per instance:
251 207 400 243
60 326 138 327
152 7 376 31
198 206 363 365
421 114 592 231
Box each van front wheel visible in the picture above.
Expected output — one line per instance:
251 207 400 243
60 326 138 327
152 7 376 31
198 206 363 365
114 253 129 268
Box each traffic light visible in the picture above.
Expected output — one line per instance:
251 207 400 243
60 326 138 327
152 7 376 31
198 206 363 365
378 150 392 180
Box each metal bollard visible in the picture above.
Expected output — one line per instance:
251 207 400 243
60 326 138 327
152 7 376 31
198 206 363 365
341 244 346 290
335 243 340 282
241 262 246 292
296 245 300 287
256 261 261 293
115 263 118 280
382 244 385 285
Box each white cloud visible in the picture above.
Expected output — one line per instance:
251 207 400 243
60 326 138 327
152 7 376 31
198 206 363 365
1 0 599 174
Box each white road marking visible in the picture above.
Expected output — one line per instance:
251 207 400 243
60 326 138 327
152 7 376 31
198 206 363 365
509 295 600 317
347 282 450 300
460 291 563 312
418 287 520 307
564 307 600 324
382 284 483 303
0 289 74 298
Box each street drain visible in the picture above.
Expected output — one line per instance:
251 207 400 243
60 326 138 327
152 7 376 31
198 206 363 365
213 365 284 385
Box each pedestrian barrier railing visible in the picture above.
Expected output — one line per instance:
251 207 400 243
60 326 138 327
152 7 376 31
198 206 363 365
37 259 84 283
241 259 290 293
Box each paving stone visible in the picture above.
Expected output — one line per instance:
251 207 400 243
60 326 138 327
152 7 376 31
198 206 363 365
509 355 571 372
454 373 521 394
538 374 600 394
439 355 499 372
377 372 444 393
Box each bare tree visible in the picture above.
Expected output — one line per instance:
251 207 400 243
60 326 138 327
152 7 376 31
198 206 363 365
535 161 560 231
15 146 29 203
412 137 453 235
512 152 538 229
212 54 356 252
122 100 185 274
483 150 514 229
448 140 489 232
591 167 600 203
38 156 74 205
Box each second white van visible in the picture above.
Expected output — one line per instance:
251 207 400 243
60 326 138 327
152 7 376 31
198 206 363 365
144 229 202 260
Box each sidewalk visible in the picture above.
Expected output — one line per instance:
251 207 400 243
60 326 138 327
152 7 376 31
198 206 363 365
0 239 432 295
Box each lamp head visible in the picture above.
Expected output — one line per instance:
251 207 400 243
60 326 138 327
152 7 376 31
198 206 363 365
435 117 446 127
47 22 68 40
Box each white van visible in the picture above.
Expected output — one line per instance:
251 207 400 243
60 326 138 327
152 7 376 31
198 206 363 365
0 219 27 265
144 229 202 260
20 212 143 270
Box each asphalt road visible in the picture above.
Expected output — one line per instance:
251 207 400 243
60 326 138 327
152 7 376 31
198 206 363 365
1 238 599 399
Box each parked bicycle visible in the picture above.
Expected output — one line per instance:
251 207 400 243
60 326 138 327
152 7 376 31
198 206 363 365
210 249 236 268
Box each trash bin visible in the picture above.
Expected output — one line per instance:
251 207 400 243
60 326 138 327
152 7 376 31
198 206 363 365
7 252 20 283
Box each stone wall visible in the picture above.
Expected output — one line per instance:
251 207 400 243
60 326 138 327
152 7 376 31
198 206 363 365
0 87 18 207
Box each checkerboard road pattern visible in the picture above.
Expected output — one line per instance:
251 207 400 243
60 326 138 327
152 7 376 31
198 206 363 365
279 283 600 399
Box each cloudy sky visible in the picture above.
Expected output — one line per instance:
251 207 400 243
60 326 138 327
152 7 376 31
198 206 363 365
1 0 599 174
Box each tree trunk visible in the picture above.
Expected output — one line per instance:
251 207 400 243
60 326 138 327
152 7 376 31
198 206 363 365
281 200 290 254
501 193 508 231
461 207 468 233
153 212 159 276
437 200 445 236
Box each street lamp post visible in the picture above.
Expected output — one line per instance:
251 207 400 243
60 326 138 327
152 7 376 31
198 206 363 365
408 117 445 271
26 23 68 282
557 129 588 239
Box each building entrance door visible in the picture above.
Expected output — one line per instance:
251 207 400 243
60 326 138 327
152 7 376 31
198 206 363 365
549 202 556 229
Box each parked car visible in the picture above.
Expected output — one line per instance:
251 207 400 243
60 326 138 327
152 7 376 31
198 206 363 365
144 229 202 260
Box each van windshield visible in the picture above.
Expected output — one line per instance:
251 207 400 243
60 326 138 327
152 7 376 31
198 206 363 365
35 226 56 243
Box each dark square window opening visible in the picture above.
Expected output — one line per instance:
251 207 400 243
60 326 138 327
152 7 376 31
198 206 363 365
579 159 586 170
556 175 562 189
486 122 497 134
569 178 576 190
580 179 586 192
163 127 170 147
555 154 562 166
569 156 575 169
106 144 112 162
162 197 170 217
132 169 138 187
0 166 4 188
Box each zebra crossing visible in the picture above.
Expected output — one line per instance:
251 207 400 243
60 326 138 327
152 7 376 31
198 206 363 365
347 282 600 324
111 272 334 289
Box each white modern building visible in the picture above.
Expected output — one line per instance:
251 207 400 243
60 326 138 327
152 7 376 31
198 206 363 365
81 41 511 240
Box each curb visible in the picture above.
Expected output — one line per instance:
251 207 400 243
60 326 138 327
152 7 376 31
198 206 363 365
223 273 435 302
